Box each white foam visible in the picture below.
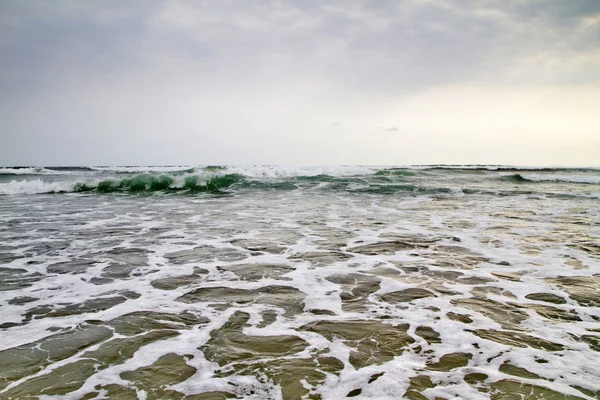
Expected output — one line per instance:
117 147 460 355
0 179 75 195
1 172 599 399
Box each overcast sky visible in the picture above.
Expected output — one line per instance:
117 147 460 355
1 0 599 166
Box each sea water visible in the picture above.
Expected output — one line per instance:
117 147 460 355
0 165 598 399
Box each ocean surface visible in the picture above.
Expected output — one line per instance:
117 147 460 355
0 165 598 399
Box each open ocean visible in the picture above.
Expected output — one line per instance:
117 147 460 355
0 165 599 399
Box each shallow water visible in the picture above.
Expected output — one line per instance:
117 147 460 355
0 166 599 399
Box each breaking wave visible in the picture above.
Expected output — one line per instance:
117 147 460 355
1 165 598 196
0 173 452 196
0 174 248 195
0 179 75 195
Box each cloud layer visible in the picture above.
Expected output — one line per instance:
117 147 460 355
1 0 599 165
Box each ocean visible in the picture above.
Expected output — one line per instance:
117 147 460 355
0 165 598 399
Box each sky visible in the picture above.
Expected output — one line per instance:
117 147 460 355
1 0 599 166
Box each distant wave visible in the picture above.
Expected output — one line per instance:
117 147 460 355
502 173 600 185
412 165 600 172
374 168 418 176
2 164 598 177
0 167 59 175
90 165 197 174
221 165 379 178
502 174 528 182
0 166 95 175
45 166 95 172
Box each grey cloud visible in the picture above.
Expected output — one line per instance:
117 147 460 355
1 0 599 166
2 0 599 96
511 0 600 21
